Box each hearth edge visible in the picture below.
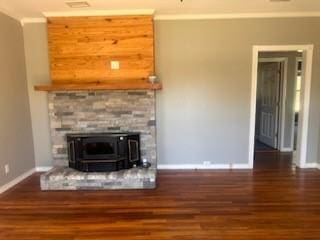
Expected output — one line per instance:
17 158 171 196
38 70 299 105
41 167 156 190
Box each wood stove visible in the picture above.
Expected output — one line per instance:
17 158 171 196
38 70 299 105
67 133 141 172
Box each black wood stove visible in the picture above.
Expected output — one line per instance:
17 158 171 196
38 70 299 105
67 133 141 172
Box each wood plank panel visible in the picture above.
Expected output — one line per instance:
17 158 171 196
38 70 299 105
47 16 155 84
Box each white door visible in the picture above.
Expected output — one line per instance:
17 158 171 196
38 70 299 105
258 62 281 149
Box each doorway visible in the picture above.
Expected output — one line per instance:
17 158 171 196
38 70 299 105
255 57 287 152
249 45 314 169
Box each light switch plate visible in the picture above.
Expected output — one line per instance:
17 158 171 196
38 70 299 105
110 61 120 70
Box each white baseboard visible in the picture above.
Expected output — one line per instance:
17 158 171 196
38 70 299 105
35 167 53 172
0 168 35 194
280 148 293 152
301 163 318 169
232 164 252 169
157 164 252 170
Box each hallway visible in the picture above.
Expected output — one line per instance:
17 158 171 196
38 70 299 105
254 151 294 170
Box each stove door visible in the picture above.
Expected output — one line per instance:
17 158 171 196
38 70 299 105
82 137 118 160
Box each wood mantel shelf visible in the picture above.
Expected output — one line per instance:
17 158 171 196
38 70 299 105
34 82 162 92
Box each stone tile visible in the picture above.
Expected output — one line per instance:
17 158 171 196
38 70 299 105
46 90 157 190
41 167 156 190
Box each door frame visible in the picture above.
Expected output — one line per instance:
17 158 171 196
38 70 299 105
258 57 288 151
249 45 314 168
290 57 304 152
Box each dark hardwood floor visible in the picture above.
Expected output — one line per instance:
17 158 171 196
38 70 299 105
1 156 320 239
254 140 278 152
254 151 294 170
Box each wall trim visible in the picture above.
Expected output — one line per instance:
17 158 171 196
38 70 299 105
281 148 293 152
295 162 320 169
0 167 53 194
3 10 320 22
154 12 320 21
302 163 319 169
35 167 52 172
21 18 47 26
42 9 155 18
290 57 304 153
157 164 251 170
249 45 314 169
0 168 35 194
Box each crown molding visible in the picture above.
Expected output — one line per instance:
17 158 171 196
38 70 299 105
3 9 320 23
42 9 155 18
21 18 47 26
154 11 320 20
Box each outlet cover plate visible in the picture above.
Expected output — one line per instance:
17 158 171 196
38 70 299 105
4 164 9 174
110 61 120 70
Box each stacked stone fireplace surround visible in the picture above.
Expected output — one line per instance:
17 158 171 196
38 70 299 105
41 90 157 190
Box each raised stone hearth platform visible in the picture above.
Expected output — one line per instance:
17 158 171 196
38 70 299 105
44 90 157 190
41 167 156 190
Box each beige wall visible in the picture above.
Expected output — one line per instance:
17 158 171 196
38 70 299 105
155 18 320 165
0 12 35 187
23 23 52 168
23 18 320 167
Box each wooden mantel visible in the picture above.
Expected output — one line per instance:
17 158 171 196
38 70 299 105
35 15 161 92
34 82 162 91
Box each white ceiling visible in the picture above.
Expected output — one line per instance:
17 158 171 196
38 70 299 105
1 0 320 20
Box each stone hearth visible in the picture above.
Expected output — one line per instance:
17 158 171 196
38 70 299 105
41 90 157 190
41 167 156 190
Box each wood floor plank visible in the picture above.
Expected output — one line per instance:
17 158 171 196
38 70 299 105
0 156 320 239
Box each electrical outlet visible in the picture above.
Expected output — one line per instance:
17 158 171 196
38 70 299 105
4 164 9 175
110 61 120 70
203 161 211 166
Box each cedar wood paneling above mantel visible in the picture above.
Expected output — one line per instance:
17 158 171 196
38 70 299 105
47 15 155 85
